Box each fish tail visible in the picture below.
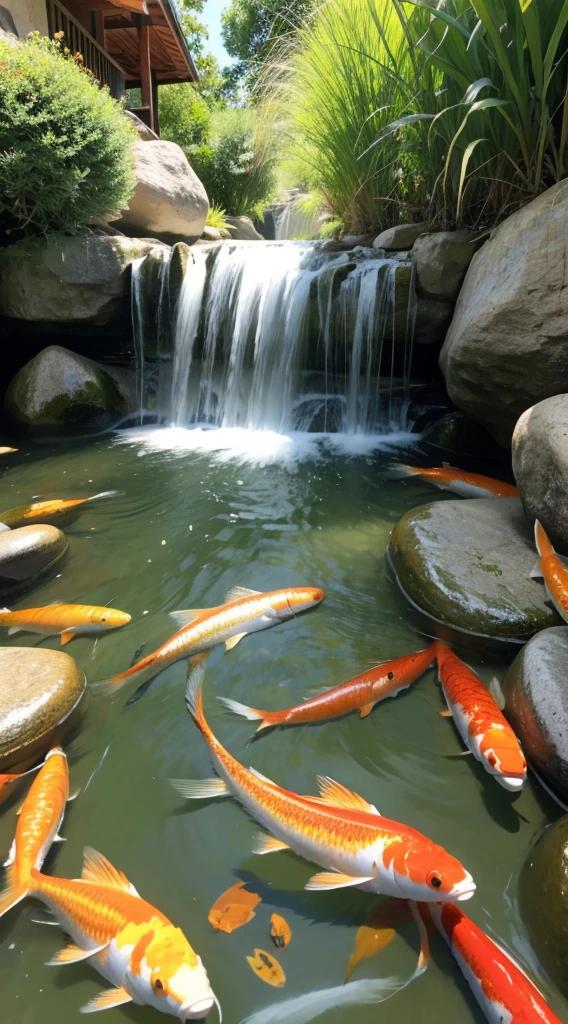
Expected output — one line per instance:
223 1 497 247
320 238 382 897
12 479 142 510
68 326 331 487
95 652 157 693
185 654 212 734
0 865 30 918
385 464 417 481
217 697 272 730
85 490 121 503
535 519 554 559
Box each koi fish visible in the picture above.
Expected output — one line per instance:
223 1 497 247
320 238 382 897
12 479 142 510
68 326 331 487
102 586 324 692
435 642 526 791
170 661 476 903
0 602 131 645
419 902 563 1023
0 763 43 807
2 746 69 888
389 465 519 499
219 645 436 731
0 490 118 528
533 520 568 622
0 447 17 455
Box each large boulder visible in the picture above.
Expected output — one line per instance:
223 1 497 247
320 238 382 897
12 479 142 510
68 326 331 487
440 179 568 446
0 525 67 582
512 394 568 553
0 647 85 771
387 497 558 641
114 140 209 244
502 626 568 800
412 230 485 302
4 346 134 432
0 233 164 325
520 815 568 1000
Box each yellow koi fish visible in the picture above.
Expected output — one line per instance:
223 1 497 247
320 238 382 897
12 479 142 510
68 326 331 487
0 602 131 645
0 491 118 528
3 746 69 884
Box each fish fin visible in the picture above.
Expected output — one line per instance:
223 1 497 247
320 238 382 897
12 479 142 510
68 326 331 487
444 750 473 758
46 941 108 966
0 865 28 917
217 697 263 721
60 629 75 646
85 491 120 503
306 871 375 891
224 586 262 603
3 839 15 868
80 986 133 1014
529 559 544 580
359 702 375 719
184 658 208 719
489 676 506 710
32 916 59 926
81 847 138 895
248 767 274 785
316 775 380 815
385 464 416 481
53 835 67 843
253 833 290 855
7 626 21 636
67 789 81 802
439 709 453 718
225 632 248 651
0 523 9 532
170 778 230 799
0 607 10 613
169 609 203 628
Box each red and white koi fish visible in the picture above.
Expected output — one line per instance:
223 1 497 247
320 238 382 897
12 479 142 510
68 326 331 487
171 661 476 903
0 602 131 645
435 643 526 792
389 465 519 499
102 586 324 691
0 491 118 528
418 902 563 1023
219 644 437 731
533 520 568 623
2 746 69 890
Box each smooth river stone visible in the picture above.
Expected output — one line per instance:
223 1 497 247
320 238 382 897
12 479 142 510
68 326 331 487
0 647 85 770
502 626 568 799
520 815 568 1000
0 524 67 582
387 497 558 640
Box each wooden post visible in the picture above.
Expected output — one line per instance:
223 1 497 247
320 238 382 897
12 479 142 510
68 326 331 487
151 73 159 137
138 22 154 131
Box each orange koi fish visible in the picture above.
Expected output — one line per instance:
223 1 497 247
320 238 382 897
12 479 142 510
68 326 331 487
533 520 568 623
0 602 131 645
171 661 475 903
435 643 526 792
418 902 563 1023
0 490 118 528
0 447 17 455
102 586 324 691
219 644 436 731
0 764 42 807
390 465 519 498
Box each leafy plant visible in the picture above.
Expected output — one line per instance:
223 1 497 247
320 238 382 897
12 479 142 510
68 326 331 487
0 34 136 237
159 83 211 149
206 203 231 234
189 108 277 217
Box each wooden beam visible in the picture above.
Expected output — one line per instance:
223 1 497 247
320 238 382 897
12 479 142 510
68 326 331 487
138 22 154 132
152 72 160 136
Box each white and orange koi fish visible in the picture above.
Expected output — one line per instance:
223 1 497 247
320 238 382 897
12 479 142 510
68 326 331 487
0 602 131 645
436 643 526 792
102 586 324 691
171 661 476 903
418 902 563 1023
533 520 568 623
2 746 69 884
389 465 519 498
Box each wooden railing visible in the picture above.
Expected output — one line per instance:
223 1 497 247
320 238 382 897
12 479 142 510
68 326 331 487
46 0 125 101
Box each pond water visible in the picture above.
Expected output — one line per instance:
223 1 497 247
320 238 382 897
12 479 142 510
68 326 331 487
0 427 564 1024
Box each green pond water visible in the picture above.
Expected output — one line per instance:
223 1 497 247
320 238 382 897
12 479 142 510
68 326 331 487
0 428 564 1024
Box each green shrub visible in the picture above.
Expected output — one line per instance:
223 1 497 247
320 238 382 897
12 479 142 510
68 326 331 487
158 82 211 150
189 108 277 217
206 203 231 235
0 34 136 236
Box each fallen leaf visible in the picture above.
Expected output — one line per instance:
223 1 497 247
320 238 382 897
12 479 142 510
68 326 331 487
269 913 292 950
246 948 286 987
208 881 261 934
345 898 412 981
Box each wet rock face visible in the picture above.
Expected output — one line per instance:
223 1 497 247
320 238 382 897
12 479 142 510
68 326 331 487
0 525 67 582
502 626 568 799
0 647 85 769
513 394 568 553
520 815 568 1000
387 497 558 640
412 230 485 303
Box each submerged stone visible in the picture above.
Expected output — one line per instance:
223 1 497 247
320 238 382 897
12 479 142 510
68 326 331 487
520 815 568 1000
387 497 558 640
502 626 568 799
0 525 67 582
513 394 568 553
0 647 85 770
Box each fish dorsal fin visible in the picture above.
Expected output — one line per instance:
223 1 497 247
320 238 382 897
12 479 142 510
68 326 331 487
248 767 274 785
489 676 506 711
316 776 380 815
81 847 138 895
224 586 262 603
169 609 203 629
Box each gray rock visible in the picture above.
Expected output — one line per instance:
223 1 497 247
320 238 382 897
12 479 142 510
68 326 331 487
440 179 568 446
4 346 129 431
387 497 558 640
201 226 223 241
414 296 454 346
0 233 165 325
503 626 568 799
114 140 209 245
412 230 485 301
520 814 568 1001
512 394 568 552
124 109 158 141
226 216 264 241
0 647 85 769
421 411 497 454
374 223 427 250
0 525 67 582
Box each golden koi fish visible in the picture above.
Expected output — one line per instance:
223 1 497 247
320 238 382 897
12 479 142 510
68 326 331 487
390 465 519 498
0 602 131 645
0 447 17 455
171 661 476 903
0 490 118 528
2 746 69 890
533 520 568 623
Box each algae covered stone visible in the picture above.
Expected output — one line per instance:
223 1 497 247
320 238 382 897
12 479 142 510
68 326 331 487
0 525 67 582
520 815 568 1000
0 647 85 770
387 497 558 640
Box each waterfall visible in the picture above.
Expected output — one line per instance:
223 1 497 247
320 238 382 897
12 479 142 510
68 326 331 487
134 240 416 437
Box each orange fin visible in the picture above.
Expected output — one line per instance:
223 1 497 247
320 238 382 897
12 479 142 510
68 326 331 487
316 775 380 815
359 702 375 719
439 709 453 718
46 941 107 966
80 986 133 1013
225 632 248 651
60 629 75 646
80 847 138 896
306 870 375 891
253 833 290 855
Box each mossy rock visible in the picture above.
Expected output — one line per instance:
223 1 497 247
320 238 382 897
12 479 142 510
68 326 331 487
520 815 568 999
387 497 559 640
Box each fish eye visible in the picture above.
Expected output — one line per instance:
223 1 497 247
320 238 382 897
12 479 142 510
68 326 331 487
101 616 107 623
486 751 498 768
427 872 442 889
153 978 164 993
387 672 394 680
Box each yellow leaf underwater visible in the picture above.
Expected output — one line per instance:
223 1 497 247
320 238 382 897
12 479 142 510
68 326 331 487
269 913 292 950
345 898 412 981
208 881 262 934
246 948 286 987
